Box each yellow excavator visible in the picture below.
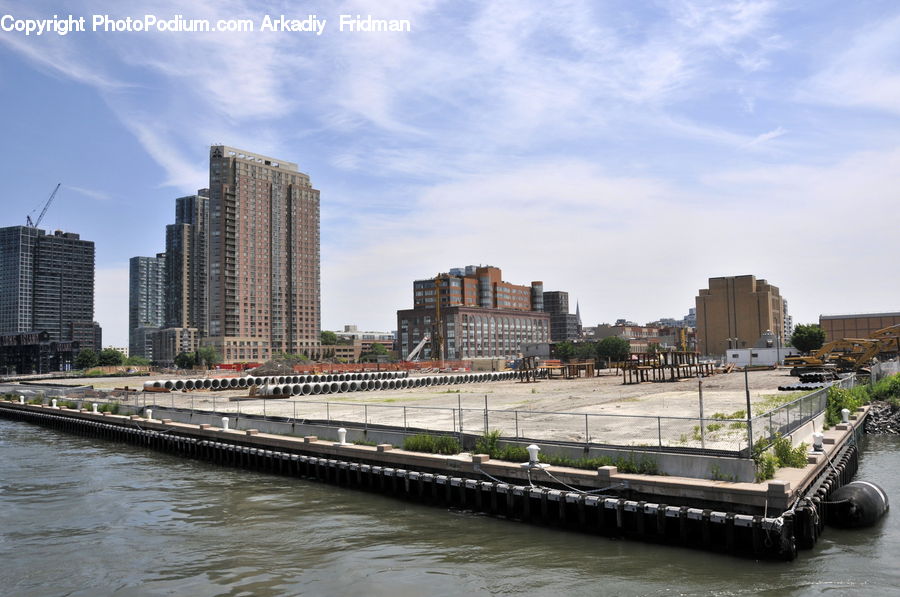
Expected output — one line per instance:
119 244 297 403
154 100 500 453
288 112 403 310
786 324 900 375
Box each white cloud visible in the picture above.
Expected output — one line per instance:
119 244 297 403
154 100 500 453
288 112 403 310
801 14 900 114
745 126 786 147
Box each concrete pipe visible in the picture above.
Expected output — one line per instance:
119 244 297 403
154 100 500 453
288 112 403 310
301 383 312 396
174 380 186 391
236 378 247 388
162 380 174 390
308 382 321 395
339 381 349 393
348 381 359 392
391 379 401 390
212 379 223 390
329 382 340 393
272 385 285 397
143 381 155 390
398 379 408 389
323 382 335 394
186 379 198 390
290 384 301 396
370 380 380 390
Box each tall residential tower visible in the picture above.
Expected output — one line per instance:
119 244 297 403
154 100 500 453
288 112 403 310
0 226 97 350
128 254 166 358
207 146 321 363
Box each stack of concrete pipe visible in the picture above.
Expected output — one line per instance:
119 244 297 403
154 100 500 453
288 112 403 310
142 368 548 397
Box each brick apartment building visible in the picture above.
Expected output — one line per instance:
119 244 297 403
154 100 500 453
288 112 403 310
397 265 550 360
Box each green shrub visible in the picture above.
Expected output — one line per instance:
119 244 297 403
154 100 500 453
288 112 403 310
474 429 502 455
473 430 658 474
772 434 808 468
826 386 870 427
756 453 777 482
870 373 900 407
96 402 120 414
403 433 460 455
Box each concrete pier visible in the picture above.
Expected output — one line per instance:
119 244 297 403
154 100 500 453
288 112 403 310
0 399 866 560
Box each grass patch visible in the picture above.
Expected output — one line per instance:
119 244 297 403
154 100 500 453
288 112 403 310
756 391 813 413
353 439 377 447
403 433 461 455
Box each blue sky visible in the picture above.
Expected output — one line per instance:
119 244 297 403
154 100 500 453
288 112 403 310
2 0 899 347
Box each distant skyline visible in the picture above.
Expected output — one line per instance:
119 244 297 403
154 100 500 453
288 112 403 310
2 1 899 347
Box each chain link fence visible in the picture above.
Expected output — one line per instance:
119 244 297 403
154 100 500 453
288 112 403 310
6 384 751 456
750 374 856 447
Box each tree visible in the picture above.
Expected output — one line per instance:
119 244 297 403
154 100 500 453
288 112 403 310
574 342 598 361
174 352 196 369
75 348 98 370
791 324 826 353
124 355 151 366
596 336 631 363
554 341 575 362
359 343 389 362
195 346 222 369
320 330 338 345
98 348 125 366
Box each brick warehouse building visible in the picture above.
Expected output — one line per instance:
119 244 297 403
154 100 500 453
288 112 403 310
819 312 900 342
397 265 550 360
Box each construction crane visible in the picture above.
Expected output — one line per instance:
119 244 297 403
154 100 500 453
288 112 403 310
26 183 61 228
406 335 430 361
785 324 900 374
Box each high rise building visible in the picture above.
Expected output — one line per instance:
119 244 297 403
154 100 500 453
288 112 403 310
128 254 166 358
397 265 551 360
0 226 96 351
695 275 784 356
542 290 582 342
207 146 321 363
165 190 209 333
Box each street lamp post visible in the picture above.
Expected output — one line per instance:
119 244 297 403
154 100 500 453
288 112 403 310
744 343 754 453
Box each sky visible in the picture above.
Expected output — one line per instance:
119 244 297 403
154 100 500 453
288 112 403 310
1 0 899 348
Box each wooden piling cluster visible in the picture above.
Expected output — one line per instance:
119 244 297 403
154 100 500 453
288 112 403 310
0 402 801 560
622 352 716 384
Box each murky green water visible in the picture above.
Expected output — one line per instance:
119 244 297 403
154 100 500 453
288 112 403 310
0 419 896 596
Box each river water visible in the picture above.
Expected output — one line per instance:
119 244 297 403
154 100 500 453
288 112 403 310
0 419 896 597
